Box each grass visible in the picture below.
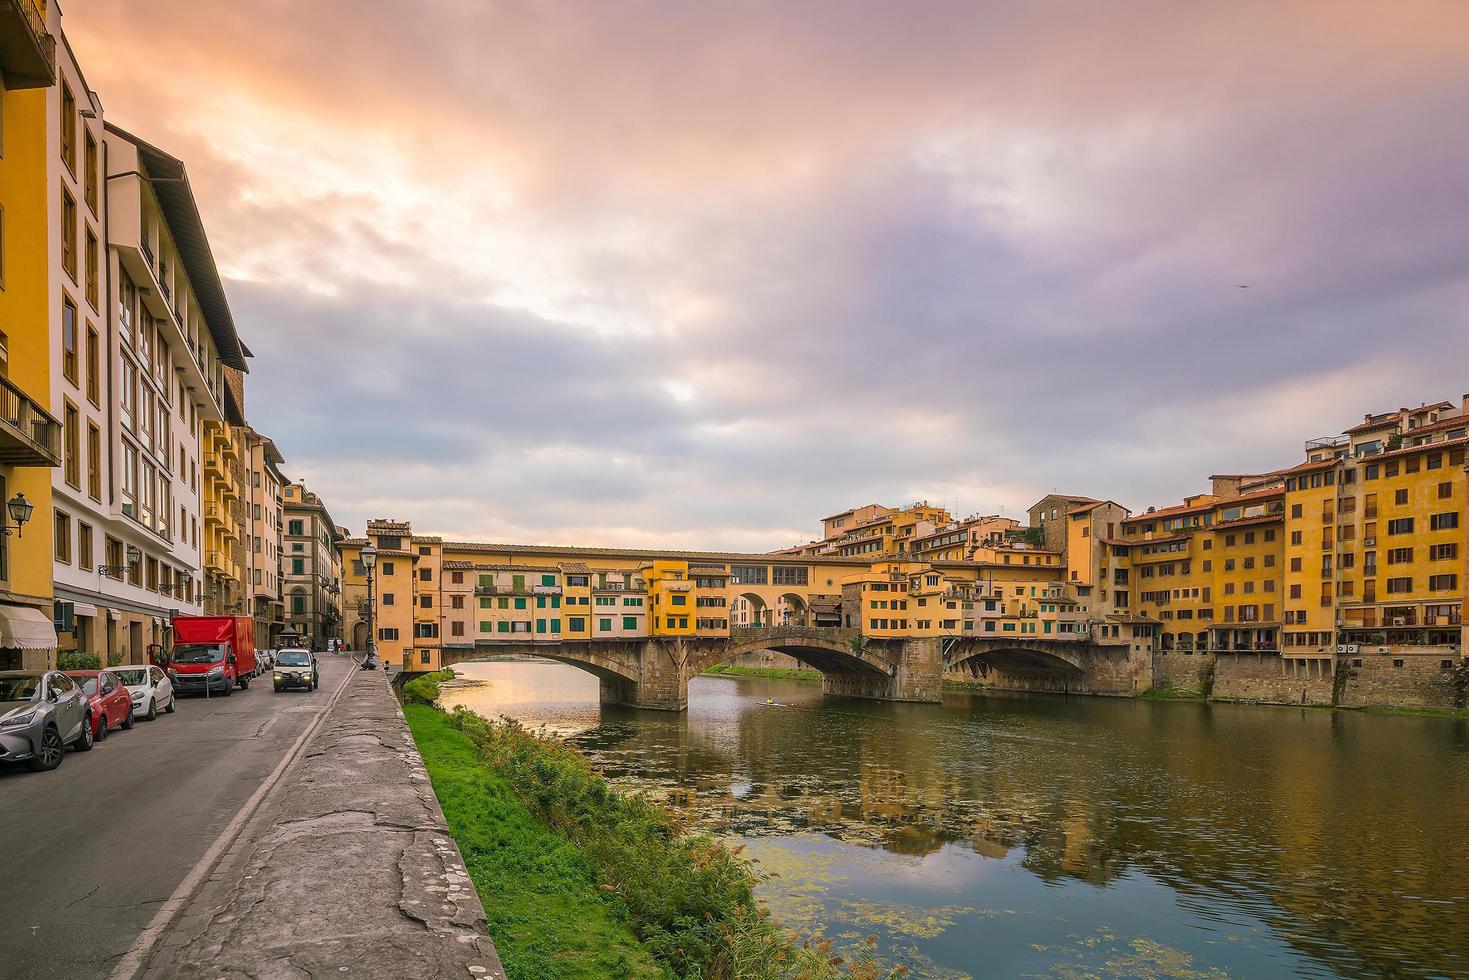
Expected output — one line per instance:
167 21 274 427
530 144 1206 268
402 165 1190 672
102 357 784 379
702 664 823 683
402 668 457 705
408 702 901 979
1139 687 1205 701
406 704 665 978
1358 704 1469 720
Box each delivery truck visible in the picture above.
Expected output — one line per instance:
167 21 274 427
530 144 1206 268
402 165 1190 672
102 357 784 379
164 615 257 696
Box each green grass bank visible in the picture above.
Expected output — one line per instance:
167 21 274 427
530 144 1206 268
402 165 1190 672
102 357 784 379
406 703 898 979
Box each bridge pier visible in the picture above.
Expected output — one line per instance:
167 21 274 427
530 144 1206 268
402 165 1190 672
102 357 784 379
599 639 690 711
819 637 944 704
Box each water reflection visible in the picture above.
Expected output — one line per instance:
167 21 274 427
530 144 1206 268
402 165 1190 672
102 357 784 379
442 660 1469 978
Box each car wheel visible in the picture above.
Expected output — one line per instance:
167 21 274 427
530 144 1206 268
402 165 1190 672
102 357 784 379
145 698 158 721
122 707 135 730
75 715 95 752
221 681 233 697
164 696 176 714
239 676 250 690
95 713 108 741
28 726 65 771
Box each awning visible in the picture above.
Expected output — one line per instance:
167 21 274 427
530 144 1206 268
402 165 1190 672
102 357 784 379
0 605 59 650
70 603 99 619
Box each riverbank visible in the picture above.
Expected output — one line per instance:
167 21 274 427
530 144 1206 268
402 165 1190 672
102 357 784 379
703 664 823 682
406 702 895 979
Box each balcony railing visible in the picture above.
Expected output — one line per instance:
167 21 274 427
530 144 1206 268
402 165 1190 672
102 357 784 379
0 373 62 467
0 0 56 89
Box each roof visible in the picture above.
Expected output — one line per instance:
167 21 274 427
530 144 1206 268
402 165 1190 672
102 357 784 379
1123 486 1283 524
103 124 248 372
1346 414 1400 435
557 562 592 574
444 541 875 565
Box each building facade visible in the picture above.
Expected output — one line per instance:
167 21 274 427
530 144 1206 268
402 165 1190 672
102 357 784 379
245 429 285 645
0 0 61 669
281 483 342 649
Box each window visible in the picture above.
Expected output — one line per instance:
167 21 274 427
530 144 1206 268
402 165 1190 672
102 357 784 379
60 83 76 171
1385 577 1412 594
1439 482 1454 500
599 618 613 632
541 574 556 587
61 190 77 280
1387 548 1413 564
569 617 585 632
622 616 638 630
288 519 304 535
419 595 433 608
382 561 394 576
772 566 808 586
451 621 465 637
84 131 98 210
292 558 304 575
61 297 78 383
479 621 493 633
78 523 93 570
419 567 431 581
378 628 399 641
1429 543 1458 561
1290 531 1303 546
1395 489 1409 506
1387 518 1414 535
730 565 768 585
54 511 72 563
85 229 99 308
382 593 395 606
1430 512 1459 531
63 402 80 488
1428 574 1457 591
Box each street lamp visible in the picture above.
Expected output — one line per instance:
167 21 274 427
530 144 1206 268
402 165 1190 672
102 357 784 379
4 493 34 538
360 544 378 662
100 542 144 579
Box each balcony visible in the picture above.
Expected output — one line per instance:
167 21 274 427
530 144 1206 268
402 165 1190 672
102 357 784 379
473 585 499 596
0 0 56 89
206 550 228 574
0 374 62 467
531 584 563 595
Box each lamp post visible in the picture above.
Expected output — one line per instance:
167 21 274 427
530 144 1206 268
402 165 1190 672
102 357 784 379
3 492 34 538
360 544 378 664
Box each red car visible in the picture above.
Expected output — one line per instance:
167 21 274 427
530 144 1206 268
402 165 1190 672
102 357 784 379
64 670 136 741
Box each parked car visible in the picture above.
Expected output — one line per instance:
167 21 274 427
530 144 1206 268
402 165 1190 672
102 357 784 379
109 664 176 721
272 648 319 692
66 670 135 740
0 670 94 771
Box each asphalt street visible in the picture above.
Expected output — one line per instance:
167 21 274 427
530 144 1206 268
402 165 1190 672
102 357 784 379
0 654 353 979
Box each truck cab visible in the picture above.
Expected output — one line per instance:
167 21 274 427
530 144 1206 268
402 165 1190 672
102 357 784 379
167 616 257 696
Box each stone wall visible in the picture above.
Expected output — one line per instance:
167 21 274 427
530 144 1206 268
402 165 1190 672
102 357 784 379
1337 649 1467 710
1211 652 1335 706
727 649 804 670
1151 650 1216 696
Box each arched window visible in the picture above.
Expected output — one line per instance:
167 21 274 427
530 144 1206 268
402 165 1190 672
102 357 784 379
291 589 307 615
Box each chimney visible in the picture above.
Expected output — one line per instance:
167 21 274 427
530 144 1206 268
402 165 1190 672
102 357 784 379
1462 393 1468 413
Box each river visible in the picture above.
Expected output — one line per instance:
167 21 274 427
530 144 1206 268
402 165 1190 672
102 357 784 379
440 660 1469 978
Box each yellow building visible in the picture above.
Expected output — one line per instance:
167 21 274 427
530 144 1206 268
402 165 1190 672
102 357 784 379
0 1 60 669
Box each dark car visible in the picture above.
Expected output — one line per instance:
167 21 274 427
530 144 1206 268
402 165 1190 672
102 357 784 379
65 670 136 740
272 649 318 692
0 670 94 771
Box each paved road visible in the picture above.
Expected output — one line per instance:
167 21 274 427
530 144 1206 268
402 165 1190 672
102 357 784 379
0 654 355 980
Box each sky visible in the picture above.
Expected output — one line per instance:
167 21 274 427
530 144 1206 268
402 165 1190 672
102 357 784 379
66 1 1469 551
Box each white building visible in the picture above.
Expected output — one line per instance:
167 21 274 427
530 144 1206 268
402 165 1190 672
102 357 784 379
47 9 249 665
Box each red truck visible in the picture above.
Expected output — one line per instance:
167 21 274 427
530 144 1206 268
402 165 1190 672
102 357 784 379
164 616 257 696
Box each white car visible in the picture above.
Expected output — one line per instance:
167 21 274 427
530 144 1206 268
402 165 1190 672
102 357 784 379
109 664 176 721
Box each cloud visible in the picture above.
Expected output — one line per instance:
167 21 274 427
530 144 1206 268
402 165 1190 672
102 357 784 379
63 0 1469 548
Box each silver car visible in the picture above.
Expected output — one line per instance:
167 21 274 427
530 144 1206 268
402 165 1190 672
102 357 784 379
0 670 95 771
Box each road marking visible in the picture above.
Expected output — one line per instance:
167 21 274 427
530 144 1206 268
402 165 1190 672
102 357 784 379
108 664 359 980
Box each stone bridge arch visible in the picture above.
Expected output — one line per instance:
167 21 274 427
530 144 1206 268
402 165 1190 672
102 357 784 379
688 626 897 679
945 638 1089 676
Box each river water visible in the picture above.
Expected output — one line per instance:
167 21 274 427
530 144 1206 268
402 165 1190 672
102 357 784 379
440 661 1469 978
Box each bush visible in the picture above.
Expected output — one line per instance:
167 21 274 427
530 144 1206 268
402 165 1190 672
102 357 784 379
402 668 456 705
445 707 903 979
57 650 101 671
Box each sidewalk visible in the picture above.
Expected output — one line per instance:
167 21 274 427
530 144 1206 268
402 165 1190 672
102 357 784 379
143 663 505 978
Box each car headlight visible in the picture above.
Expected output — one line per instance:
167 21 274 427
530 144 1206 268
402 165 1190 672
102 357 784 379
274 673 284 680
0 710 38 730
303 672 312 679
130 691 144 701
207 666 226 677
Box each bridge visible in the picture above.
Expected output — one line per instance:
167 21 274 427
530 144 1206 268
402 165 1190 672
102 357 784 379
434 626 1149 709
